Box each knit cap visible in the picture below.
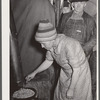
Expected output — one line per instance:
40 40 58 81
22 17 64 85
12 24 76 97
35 19 57 42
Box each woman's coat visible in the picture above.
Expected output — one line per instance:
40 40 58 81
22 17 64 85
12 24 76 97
46 34 92 100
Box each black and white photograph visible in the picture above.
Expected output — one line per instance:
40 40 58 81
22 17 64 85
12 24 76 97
9 0 98 100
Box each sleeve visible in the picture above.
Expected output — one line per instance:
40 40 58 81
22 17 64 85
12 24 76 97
66 40 87 68
83 18 96 56
45 51 54 61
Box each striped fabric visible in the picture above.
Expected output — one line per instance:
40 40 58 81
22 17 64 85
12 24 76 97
35 20 57 42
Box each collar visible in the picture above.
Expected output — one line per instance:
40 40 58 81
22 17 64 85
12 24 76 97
71 11 83 19
52 35 64 55
68 10 86 18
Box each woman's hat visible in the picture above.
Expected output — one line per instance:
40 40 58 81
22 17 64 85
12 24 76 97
35 19 57 42
70 0 89 3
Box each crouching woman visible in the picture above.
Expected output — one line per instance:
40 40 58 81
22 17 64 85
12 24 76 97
25 20 92 100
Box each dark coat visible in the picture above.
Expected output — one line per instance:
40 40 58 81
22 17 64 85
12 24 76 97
11 0 55 77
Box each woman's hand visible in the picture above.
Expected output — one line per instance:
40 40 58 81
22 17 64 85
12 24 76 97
66 89 74 99
25 72 36 83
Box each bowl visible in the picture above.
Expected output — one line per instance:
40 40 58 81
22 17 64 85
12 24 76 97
12 88 36 100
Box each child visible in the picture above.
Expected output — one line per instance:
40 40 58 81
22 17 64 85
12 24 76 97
25 20 92 100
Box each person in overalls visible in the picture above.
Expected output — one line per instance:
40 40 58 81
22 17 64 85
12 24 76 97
58 0 96 99
58 0 96 57
25 20 92 100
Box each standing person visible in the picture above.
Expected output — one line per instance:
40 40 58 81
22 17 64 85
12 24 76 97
26 20 92 100
58 0 96 57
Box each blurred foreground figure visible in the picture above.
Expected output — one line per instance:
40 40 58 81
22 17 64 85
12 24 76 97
11 0 55 77
11 1 56 99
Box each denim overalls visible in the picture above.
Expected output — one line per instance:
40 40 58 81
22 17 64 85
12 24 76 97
63 17 86 47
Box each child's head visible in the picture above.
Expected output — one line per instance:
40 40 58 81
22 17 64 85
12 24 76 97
35 19 57 50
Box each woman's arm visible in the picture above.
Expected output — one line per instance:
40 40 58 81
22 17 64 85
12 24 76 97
25 59 53 82
34 59 53 74
65 40 84 98
66 67 81 99
68 67 80 90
